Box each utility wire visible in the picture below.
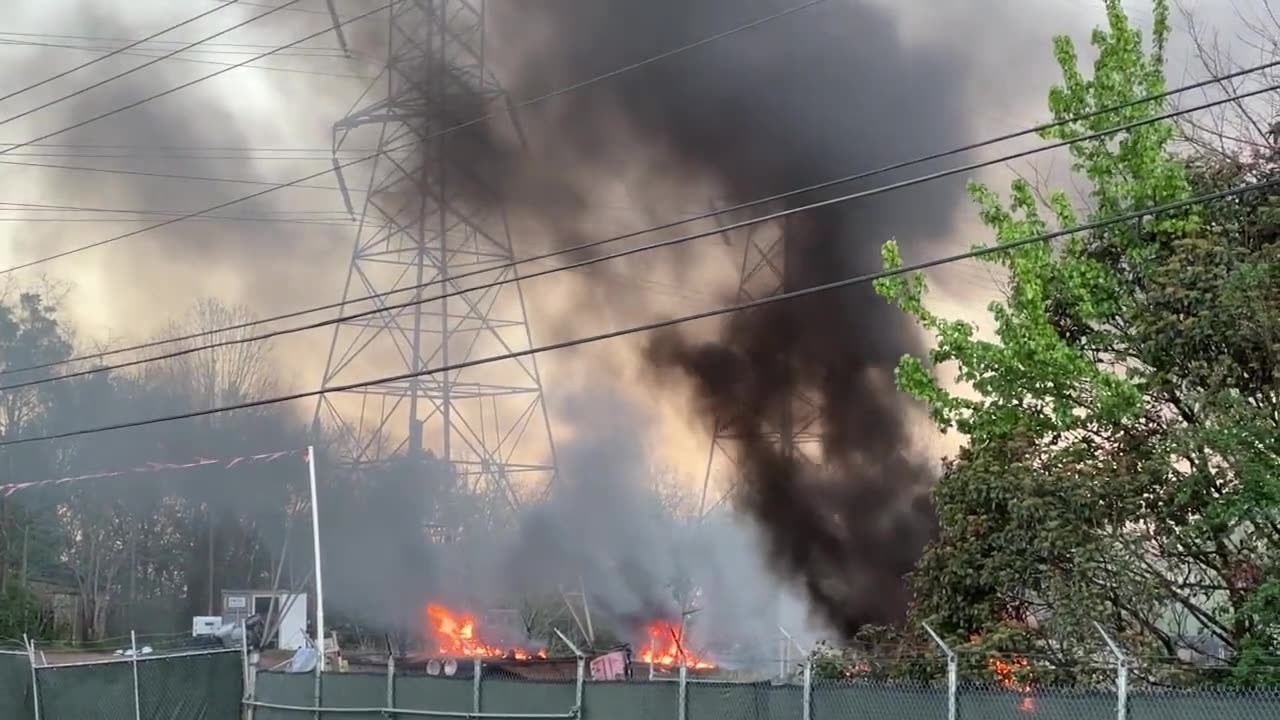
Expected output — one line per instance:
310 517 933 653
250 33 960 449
0 39 354 59
5 58 1276 378
5 58 1274 384
210 0 336 18
0 157 349 190
0 76 1273 391
0 1 240 106
0 37 376 81
0 0 834 275
1 176 1271 448
0 1 303 135
0 30 348 52
2 77 1280 392
0 0 388 162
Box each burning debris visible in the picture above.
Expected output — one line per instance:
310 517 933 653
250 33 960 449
424 603 547 660
639 620 716 670
990 656 1036 714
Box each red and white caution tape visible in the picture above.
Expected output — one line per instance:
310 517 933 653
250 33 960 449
0 449 302 497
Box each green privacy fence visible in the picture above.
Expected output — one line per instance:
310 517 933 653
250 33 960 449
8 649 1280 720
0 647 242 720
0 650 34 719
248 669 1280 720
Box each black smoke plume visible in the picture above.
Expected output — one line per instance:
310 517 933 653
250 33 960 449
399 0 983 637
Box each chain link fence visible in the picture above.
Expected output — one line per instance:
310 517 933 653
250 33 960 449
0 643 243 720
812 678 946 720
243 656 1280 720
0 649 34 718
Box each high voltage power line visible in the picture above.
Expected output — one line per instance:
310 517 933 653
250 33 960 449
0 0 386 161
0 30 348 52
0 157 351 190
0 0 305 134
0 2 243 105
0 1 240 105
0 37 376 81
0 0 835 275
0 64 1274 384
0 176 1272 448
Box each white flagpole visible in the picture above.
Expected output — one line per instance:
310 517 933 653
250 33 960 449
307 446 326 673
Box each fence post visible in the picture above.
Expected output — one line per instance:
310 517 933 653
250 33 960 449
246 647 260 720
24 634 40 720
1094 623 1128 720
240 621 249 696
312 658 322 720
575 656 586 719
386 651 397 719
554 628 587 718
130 631 143 720
473 657 483 715
923 624 956 720
677 663 688 720
801 660 812 720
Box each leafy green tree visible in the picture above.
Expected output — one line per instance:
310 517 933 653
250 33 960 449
877 0 1280 675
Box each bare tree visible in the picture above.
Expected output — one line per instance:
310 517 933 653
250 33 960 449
149 298 279 409
1176 1 1280 158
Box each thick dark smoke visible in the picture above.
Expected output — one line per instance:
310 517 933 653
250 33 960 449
401 0 979 636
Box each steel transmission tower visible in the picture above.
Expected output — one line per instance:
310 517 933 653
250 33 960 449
317 0 557 509
698 215 821 518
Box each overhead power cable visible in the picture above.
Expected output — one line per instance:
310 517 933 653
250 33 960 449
4 60 1275 379
0 30 348 52
0 0 834 275
0 1 303 135
1 75 1274 390
0 0 390 164
0 2 241 106
1 176 1272 448
0 36 375 81
209 0 336 18
0 157 350 190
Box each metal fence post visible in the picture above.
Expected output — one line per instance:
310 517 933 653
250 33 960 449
240 621 249 695
246 647 260 720
130 631 143 720
801 660 812 720
473 657 483 715
554 628 587 719
1094 622 1128 720
575 656 586 719
386 651 397 719
923 624 957 720
312 660 322 720
677 663 688 720
24 635 40 720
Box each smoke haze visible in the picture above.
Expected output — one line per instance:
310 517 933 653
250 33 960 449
391 0 982 637
1 0 1141 652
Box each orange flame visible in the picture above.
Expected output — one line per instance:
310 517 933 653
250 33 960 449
990 657 1036 713
638 620 716 670
424 603 547 659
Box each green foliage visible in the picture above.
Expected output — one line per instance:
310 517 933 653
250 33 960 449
0 583 45 640
876 0 1280 678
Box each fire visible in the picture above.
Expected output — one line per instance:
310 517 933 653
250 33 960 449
424 603 547 659
638 620 716 670
990 657 1036 714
